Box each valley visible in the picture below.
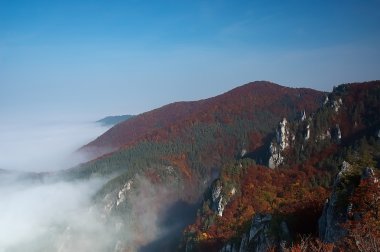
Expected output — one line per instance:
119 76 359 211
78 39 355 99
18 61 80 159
58 81 380 251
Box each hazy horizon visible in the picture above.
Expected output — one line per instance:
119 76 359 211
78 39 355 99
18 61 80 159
1 0 380 122
1 1 379 251
0 120 109 172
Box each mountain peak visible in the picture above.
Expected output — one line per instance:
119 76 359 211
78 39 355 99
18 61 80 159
80 81 324 158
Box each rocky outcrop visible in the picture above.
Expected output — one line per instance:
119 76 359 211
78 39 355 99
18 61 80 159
116 180 133 206
301 110 307 121
319 163 379 243
277 118 289 150
304 123 310 141
102 193 115 216
230 187 236 196
247 214 274 251
332 98 343 112
211 182 222 202
268 118 291 168
336 125 342 141
220 243 238 252
211 181 226 217
318 129 331 141
220 213 290 252
220 214 273 252
100 179 134 218
268 142 283 169
216 196 225 217
323 95 329 105
322 93 342 113
331 124 342 143
238 233 248 252
362 167 378 183
362 167 375 179
241 149 247 158
318 161 352 242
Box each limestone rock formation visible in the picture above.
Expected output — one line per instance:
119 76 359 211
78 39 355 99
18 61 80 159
319 161 352 242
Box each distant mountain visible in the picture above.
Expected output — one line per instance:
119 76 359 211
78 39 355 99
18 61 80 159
67 80 380 252
96 114 134 126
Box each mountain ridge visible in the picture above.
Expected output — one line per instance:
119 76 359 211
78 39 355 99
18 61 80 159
181 80 380 251
80 81 324 159
65 80 380 252
96 114 135 126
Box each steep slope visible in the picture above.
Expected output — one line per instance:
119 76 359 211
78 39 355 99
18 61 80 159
61 80 380 252
68 81 325 206
62 81 326 251
181 81 380 251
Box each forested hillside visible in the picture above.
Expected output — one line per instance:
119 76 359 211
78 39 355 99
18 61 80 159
182 81 380 251
65 81 380 251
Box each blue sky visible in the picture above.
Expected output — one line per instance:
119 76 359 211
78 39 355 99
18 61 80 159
1 0 380 120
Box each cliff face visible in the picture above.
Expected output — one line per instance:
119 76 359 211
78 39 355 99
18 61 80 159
318 161 352 242
211 181 226 217
319 164 380 245
268 118 291 168
197 211 291 252
220 214 276 252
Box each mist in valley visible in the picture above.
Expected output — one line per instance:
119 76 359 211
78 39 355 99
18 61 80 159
0 120 118 252
0 121 109 172
0 120 195 252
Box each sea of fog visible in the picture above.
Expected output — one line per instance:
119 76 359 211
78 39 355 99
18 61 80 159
0 120 117 252
0 120 194 252
0 121 109 172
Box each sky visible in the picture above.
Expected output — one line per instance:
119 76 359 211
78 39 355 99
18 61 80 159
1 0 380 120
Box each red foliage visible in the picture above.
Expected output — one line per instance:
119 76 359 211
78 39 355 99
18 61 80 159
185 165 329 248
341 175 380 251
81 81 324 157
289 235 335 252
164 154 193 181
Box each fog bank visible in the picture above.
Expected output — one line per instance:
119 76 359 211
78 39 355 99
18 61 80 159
0 119 195 252
0 120 118 251
0 120 109 172
0 175 118 252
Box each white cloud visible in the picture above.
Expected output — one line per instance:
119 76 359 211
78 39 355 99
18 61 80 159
0 120 119 251
0 119 192 252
